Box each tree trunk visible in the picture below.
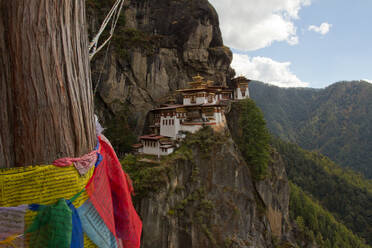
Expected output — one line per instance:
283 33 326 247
0 0 96 168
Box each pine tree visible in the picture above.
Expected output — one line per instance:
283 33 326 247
237 99 270 180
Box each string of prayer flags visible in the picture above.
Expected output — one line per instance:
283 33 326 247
53 151 98 176
67 200 84 248
0 132 142 248
86 135 142 248
27 199 72 248
0 165 94 208
77 200 118 248
0 205 27 248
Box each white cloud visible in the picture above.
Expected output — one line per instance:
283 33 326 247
209 0 311 51
362 79 372 84
232 53 309 87
308 22 332 35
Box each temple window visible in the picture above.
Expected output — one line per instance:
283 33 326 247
208 95 213 103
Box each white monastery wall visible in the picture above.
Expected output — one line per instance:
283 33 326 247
160 116 180 138
235 87 249 100
141 140 160 155
160 147 174 156
183 98 191 105
214 112 222 123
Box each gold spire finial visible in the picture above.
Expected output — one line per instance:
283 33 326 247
192 74 204 83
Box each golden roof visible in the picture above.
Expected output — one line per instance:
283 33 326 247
188 74 208 88
192 74 204 82
176 75 230 93
232 76 251 85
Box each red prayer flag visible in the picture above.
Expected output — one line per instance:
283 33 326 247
86 135 142 248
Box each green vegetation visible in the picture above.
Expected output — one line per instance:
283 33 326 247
121 154 169 201
113 28 163 60
103 108 136 158
250 80 372 178
121 127 227 245
290 183 369 248
178 126 228 159
86 0 126 41
272 138 372 245
121 126 226 201
236 99 271 180
86 0 161 61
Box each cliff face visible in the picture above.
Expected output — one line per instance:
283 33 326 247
226 101 294 246
89 2 296 247
255 150 292 242
124 127 294 248
88 0 234 135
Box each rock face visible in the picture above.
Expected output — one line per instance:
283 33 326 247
89 2 297 247
131 127 294 248
88 0 234 135
226 102 294 246
255 150 292 241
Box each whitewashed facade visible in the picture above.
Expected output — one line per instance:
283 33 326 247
160 115 181 138
234 86 249 99
141 138 161 156
134 135 175 157
232 76 250 100
134 75 251 156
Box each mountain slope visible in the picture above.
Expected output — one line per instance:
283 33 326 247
272 138 372 245
290 182 369 248
250 81 372 178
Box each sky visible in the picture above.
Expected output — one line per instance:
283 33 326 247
208 0 372 88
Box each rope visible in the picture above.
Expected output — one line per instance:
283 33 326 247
89 0 125 60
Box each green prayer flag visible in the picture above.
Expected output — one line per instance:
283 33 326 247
27 199 72 248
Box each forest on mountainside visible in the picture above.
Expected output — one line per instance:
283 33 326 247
250 80 372 179
271 138 372 245
290 183 369 248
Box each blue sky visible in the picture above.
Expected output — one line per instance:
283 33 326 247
209 0 372 88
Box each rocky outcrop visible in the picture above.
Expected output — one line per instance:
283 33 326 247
226 101 295 246
128 127 295 248
136 130 272 248
255 150 292 243
88 0 234 135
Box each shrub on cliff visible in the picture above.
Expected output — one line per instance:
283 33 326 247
104 112 136 158
237 99 270 180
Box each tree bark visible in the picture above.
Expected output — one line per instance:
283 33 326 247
0 0 96 167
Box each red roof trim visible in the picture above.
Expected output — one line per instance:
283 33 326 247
181 122 216 126
139 134 165 140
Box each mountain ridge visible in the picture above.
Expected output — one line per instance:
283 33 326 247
250 80 372 178
271 137 372 245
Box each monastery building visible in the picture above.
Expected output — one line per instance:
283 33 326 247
132 75 251 156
